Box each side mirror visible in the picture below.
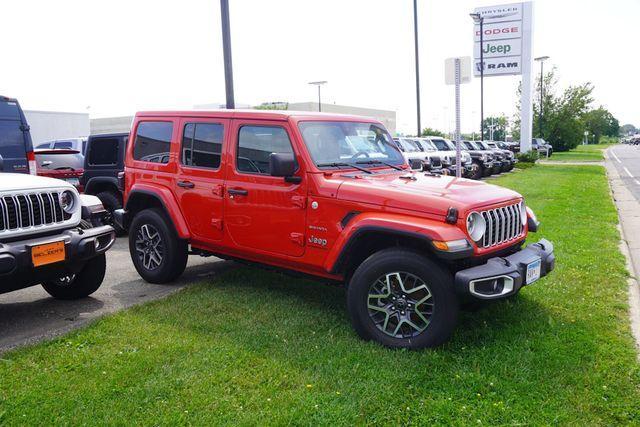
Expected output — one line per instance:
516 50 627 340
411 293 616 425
269 153 300 183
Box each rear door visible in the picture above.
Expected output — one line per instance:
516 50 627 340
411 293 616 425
223 120 307 257
0 100 28 173
173 118 228 243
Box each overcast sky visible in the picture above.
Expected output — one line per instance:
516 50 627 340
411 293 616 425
1 0 638 134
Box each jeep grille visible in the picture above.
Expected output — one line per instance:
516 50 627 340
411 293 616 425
480 203 524 248
0 192 69 232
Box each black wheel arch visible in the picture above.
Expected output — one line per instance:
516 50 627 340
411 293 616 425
85 177 120 198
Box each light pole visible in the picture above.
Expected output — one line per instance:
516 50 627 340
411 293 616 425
534 56 550 137
470 13 484 140
220 0 235 109
413 0 422 137
308 81 327 112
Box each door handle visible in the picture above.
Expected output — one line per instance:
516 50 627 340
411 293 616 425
177 180 195 189
227 188 248 196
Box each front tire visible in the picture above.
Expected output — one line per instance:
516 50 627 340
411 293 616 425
42 254 106 300
346 248 459 349
470 160 483 180
129 208 188 284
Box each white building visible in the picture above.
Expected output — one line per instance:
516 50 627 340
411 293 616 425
24 110 90 145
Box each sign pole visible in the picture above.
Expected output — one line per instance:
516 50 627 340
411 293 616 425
455 58 462 178
220 0 235 109
519 1 534 152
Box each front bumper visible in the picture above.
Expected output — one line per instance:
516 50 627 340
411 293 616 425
0 225 115 294
454 239 555 300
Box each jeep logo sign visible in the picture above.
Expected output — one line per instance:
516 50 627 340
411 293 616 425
474 39 521 59
472 2 530 77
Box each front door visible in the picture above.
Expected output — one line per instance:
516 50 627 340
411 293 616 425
174 118 228 243
223 120 307 257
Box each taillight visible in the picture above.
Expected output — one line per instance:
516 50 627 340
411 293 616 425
27 151 37 175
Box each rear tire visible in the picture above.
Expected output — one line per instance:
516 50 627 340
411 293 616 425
346 248 459 349
129 208 188 284
42 254 106 300
97 190 125 235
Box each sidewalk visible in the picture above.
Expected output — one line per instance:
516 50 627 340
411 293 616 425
604 149 640 354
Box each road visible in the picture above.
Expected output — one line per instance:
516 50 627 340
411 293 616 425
609 144 640 202
0 237 231 353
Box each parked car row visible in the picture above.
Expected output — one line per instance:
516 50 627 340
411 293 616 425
622 134 640 145
393 137 517 180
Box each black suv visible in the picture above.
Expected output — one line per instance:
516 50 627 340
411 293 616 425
81 133 128 233
460 140 494 180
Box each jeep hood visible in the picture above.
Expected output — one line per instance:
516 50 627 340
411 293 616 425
335 171 521 217
0 173 74 192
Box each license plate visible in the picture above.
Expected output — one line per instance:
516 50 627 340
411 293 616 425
526 258 542 284
65 178 80 186
31 241 66 267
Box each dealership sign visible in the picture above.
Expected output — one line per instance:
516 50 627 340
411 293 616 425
473 2 531 77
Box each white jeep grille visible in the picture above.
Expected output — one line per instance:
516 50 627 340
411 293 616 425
480 203 524 248
0 191 70 232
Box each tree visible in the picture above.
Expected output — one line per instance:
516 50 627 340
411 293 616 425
482 115 509 141
420 127 445 137
512 67 594 151
620 124 637 136
583 107 619 144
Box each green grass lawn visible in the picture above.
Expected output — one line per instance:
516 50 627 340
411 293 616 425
544 144 614 162
1 165 639 425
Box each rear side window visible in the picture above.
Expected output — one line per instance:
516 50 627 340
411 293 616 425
181 123 223 169
133 122 173 164
0 121 26 159
89 138 119 165
237 126 294 175
53 140 73 150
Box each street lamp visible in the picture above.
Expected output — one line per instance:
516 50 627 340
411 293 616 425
413 0 422 137
534 56 550 137
220 0 235 109
308 81 327 112
469 12 484 140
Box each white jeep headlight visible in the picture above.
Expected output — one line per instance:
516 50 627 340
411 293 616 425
466 211 486 242
60 190 76 214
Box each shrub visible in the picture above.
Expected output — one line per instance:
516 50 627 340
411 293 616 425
599 135 619 145
516 151 539 163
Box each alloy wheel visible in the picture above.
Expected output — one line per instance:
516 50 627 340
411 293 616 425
367 271 434 339
135 224 164 271
52 275 76 286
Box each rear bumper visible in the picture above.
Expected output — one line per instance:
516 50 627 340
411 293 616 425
454 239 555 300
0 225 115 294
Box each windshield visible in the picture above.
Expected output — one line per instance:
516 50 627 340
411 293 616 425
298 121 404 167
398 138 423 153
477 141 490 150
429 138 452 151
462 141 476 150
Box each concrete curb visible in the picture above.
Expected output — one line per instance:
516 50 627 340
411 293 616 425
604 148 640 357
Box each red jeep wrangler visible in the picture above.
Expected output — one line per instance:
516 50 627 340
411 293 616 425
115 110 554 349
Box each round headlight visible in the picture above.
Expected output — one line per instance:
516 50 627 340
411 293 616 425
466 211 486 242
60 190 76 214
519 201 527 225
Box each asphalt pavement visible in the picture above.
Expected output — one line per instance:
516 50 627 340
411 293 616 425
0 237 231 354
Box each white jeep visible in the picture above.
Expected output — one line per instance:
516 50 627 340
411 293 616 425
0 173 115 298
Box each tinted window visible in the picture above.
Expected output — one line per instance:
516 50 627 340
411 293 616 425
89 137 119 165
36 142 51 149
133 122 173 163
182 123 223 169
0 101 20 119
53 140 73 150
237 126 293 174
0 121 27 159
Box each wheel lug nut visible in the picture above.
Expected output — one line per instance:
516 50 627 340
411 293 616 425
401 311 405 315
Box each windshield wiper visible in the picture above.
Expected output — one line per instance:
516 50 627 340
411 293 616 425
316 162 373 174
355 159 403 171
